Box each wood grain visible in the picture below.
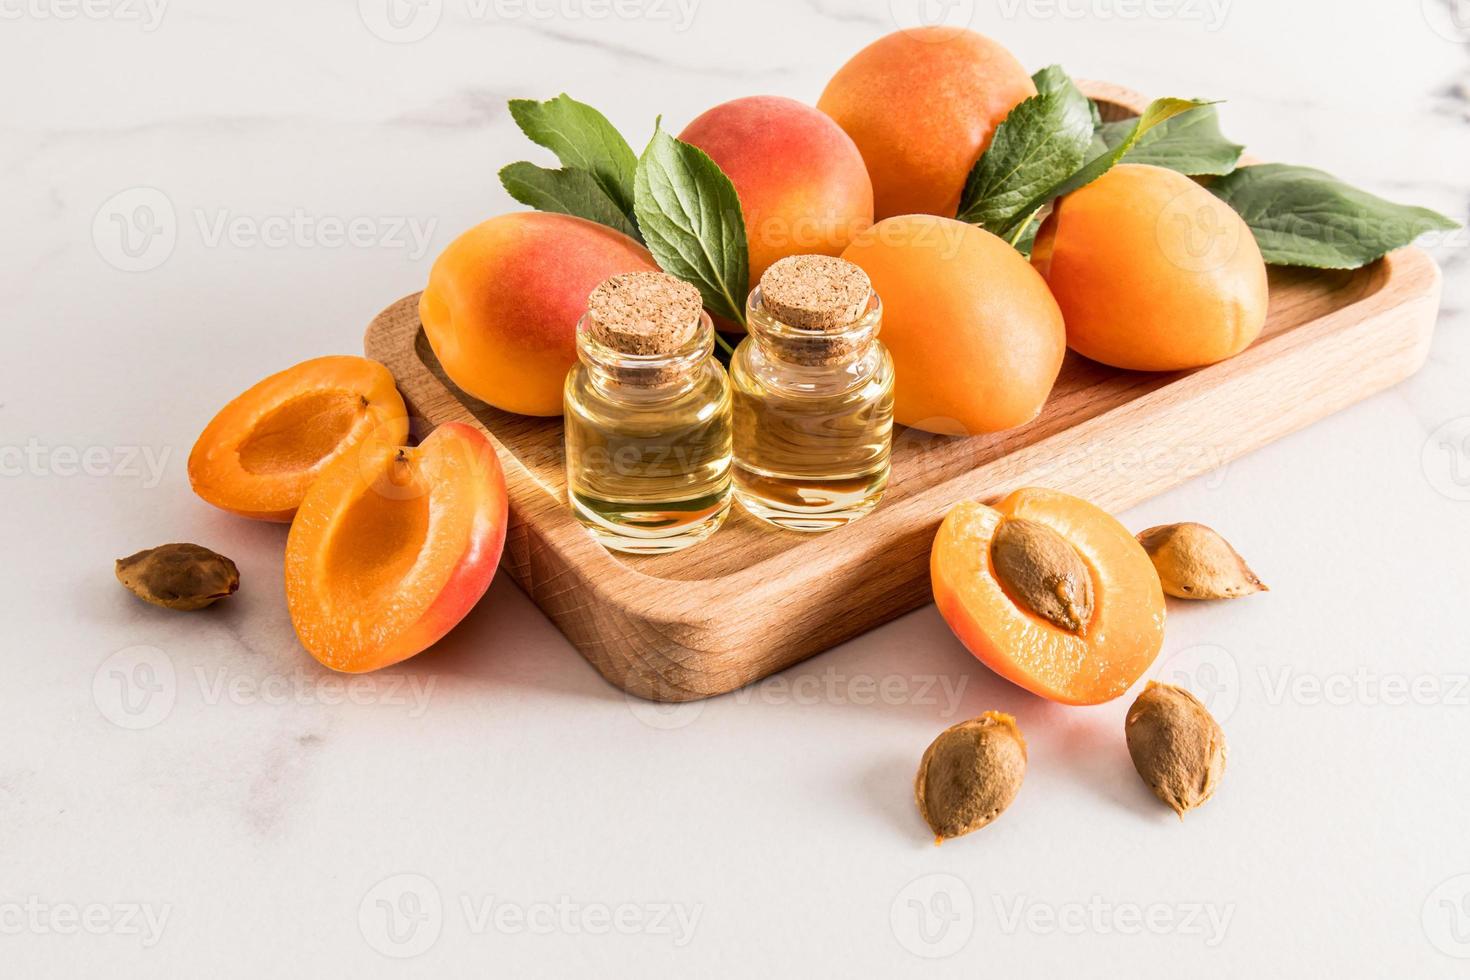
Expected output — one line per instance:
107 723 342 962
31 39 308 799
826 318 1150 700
365 83 1442 702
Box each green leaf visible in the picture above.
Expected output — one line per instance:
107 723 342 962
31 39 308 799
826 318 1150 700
956 65 1094 234
997 97 1215 241
1209 163 1459 268
508 94 640 221
498 162 642 241
634 124 749 325
1095 104 1243 176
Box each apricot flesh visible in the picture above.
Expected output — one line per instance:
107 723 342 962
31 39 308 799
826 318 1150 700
188 356 408 522
818 27 1035 220
1031 163 1269 372
841 214 1064 435
931 488 1166 705
420 212 658 416
285 421 508 673
679 95 873 291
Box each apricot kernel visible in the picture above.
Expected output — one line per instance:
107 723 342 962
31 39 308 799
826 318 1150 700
1125 682 1226 818
115 543 239 611
914 711 1027 843
1137 522 1266 599
990 517 1095 632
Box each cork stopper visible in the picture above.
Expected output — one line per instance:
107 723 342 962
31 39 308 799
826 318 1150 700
585 272 703 355
759 255 871 331
756 255 874 366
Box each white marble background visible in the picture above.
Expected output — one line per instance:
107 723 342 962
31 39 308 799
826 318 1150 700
4 0 1470 975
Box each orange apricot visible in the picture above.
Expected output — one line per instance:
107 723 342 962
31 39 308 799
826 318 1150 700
285 421 508 673
818 27 1035 220
679 95 873 291
841 214 1064 435
1031 163 1269 372
420 212 658 416
931 488 1166 705
188 356 408 523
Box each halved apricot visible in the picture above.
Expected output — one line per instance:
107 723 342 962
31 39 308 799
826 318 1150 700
285 421 508 673
931 488 1165 705
189 356 408 522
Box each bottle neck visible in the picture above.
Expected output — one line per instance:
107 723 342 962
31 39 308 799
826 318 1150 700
745 285 882 369
576 310 715 396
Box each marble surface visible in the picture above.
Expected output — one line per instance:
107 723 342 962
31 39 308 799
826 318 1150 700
4 0 1470 975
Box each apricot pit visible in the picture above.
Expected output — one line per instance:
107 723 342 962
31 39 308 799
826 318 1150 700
915 711 1027 844
990 518 1094 633
115 543 239 611
1137 522 1267 600
1125 682 1227 817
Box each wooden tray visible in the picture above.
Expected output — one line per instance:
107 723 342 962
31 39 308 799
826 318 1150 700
365 83 1441 702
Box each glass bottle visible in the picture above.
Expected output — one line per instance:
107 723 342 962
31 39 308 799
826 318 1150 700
564 272 733 554
730 255 895 532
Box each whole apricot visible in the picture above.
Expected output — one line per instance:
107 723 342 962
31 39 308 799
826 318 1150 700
679 96 873 291
818 27 1035 220
420 212 658 416
1031 163 1269 372
840 214 1064 435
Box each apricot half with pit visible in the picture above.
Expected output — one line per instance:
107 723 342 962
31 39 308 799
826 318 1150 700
188 356 409 522
285 421 508 673
931 488 1166 705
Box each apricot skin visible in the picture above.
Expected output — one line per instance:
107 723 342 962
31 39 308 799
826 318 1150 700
285 421 508 674
420 212 658 416
1031 163 1270 372
679 95 873 291
931 489 1166 706
840 215 1064 435
818 27 1035 220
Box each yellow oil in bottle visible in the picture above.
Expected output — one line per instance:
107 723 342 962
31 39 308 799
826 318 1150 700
563 273 733 554
565 366 732 553
730 257 895 532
